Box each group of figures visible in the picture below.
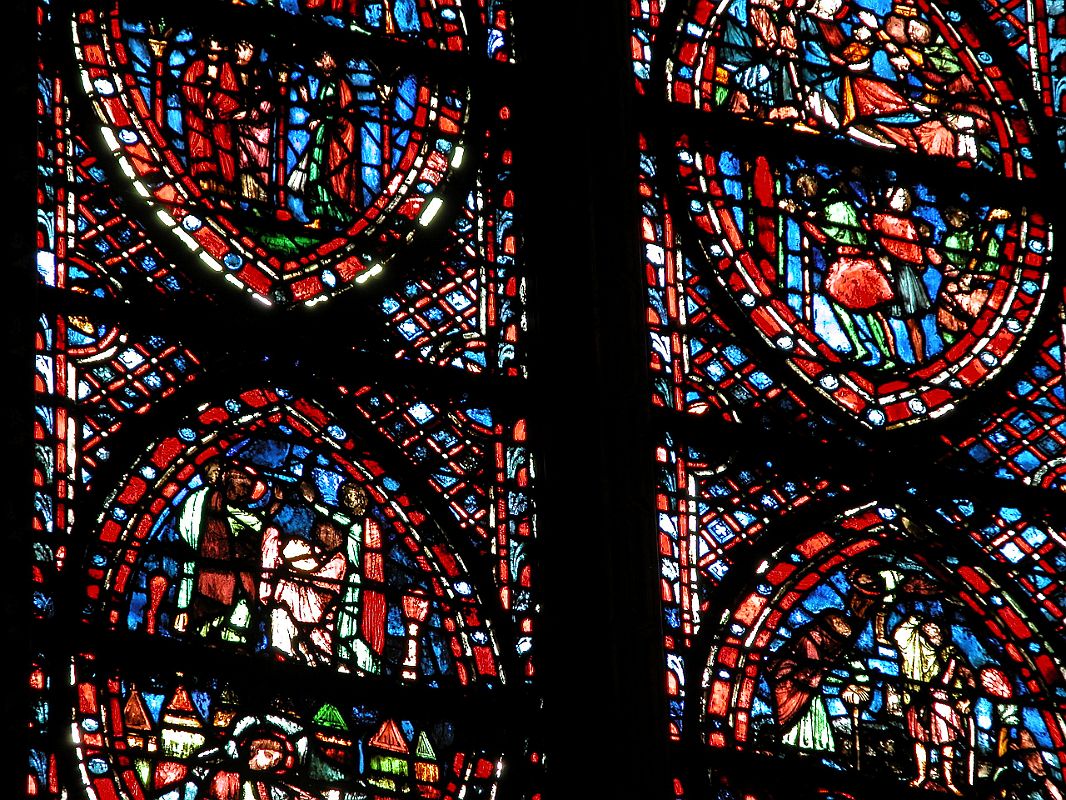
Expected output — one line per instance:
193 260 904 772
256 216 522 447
159 455 382 673
232 0 408 36
709 0 1000 166
777 169 1008 367
166 33 376 227
758 561 1064 798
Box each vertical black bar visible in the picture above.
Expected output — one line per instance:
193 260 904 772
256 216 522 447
11 0 40 793
515 3 670 798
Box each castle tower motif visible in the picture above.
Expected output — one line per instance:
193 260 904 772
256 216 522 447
413 730 441 798
123 686 157 752
210 686 240 730
309 703 354 782
159 685 206 759
123 685 158 790
367 719 410 792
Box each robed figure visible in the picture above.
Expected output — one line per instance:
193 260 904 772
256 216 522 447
182 38 244 195
288 50 364 227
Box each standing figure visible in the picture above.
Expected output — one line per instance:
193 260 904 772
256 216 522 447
886 15 991 162
259 516 347 665
871 185 942 363
936 207 1007 343
893 616 976 794
233 40 276 204
287 50 363 228
181 37 243 197
175 461 271 645
769 610 856 752
329 482 381 674
793 0 848 129
782 171 897 364
737 0 802 119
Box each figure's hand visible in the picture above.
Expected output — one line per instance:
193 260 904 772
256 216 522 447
890 54 911 72
780 25 797 51
857 10 879 27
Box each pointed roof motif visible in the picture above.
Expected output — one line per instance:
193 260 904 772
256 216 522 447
162 685 202 729
414 731 436 760
369 719 409 754
313 703 349 731
166 686 196 714
123 688 154 732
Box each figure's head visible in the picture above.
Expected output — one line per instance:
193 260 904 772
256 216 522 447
203 459 223 486
205 37 225 61
907 18 933 44
235 39 255 65
339 481 369 515
808 0 844 20
920 620 944 646
246 736 286 771
314 49 338 74
794 171 820 198
312 518 344 552
825 611 854 638
221 463 267 505
885 14 907 42
846 564 884 593
297 480 317 504
887 185 912 212
944 206 970 229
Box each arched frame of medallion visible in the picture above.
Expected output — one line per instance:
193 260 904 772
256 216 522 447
679 491 1066 800
645 0 1066 444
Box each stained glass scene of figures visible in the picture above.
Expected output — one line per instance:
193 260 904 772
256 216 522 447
675 140 1050 428
42 0 528 312
72 5 468 303
641 0 1066 798
701 504 1065 795
83 389 502 683
70 658 505 800
655 438 1066 798
32 0 535 798
666 0 1040 175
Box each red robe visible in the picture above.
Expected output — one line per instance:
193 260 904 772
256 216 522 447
182 57 242 188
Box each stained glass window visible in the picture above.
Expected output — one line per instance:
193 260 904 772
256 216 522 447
26 0 1066 798
30 1 536 798
639 0 1066 797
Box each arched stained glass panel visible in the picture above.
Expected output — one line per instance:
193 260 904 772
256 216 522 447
675 138 1050 428
640 0 1066 797
31 0 538 797
84 389 502 682
73 5 469 304
699 503 1066 796
667 0 1040 175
